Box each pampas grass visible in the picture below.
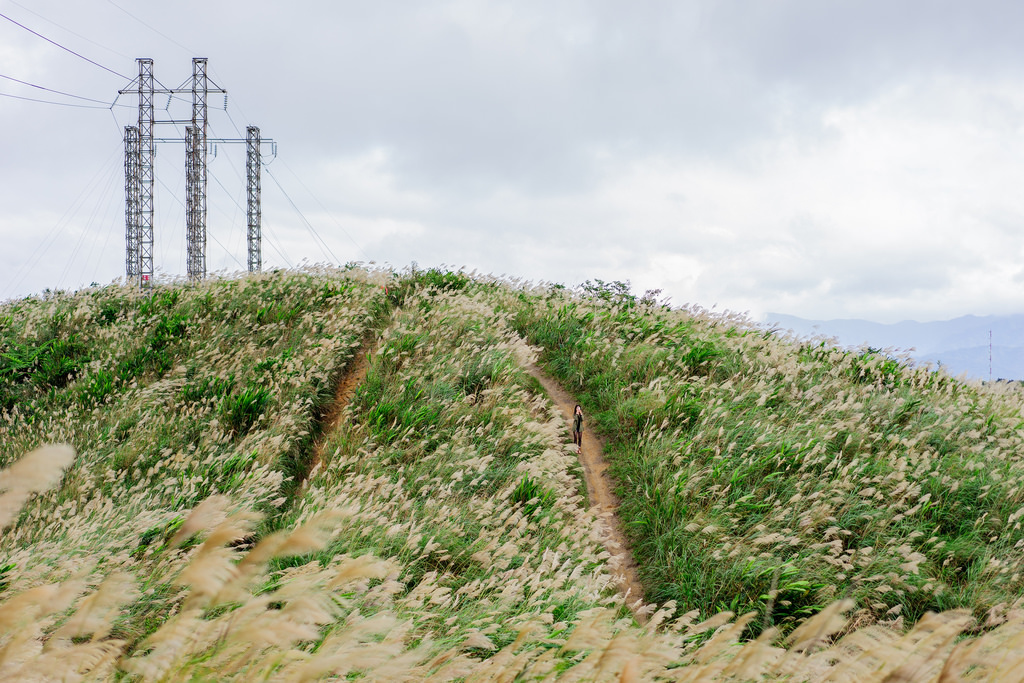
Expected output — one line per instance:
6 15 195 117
0 444 74 528
3 267 1024 680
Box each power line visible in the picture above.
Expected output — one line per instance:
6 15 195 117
205 168 248 271
58 158 121 289
3 144 123 298
262 226 294 268
78 170 123 287
222 97 247 138
0 72 120 105
0 10 130 80
104 0 195 56
0 90 111 109
205 142 247 255
156 174 247 272
107 107 123 136
5 0 133 61
278 158 372 262
264 166 343 265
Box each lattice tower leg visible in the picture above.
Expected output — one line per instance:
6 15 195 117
186 58 209 282
137 58 155 287
185 126 204 281
124 126 142 286
246 126 262 273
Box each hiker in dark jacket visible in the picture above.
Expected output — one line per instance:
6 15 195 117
572 404 583 454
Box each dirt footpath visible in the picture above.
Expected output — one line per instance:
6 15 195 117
525 363 648 623
302 333 649 622
302 338 376 487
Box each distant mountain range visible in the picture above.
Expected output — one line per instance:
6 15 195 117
765 313 1024 381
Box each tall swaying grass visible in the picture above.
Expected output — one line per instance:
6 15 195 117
287 285 628 652
3 266 1024 680
4 448 1024 678
1 266 389 640
495 278 1024 632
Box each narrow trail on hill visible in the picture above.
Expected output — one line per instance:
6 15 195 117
525 363 648 623
301 336 378 489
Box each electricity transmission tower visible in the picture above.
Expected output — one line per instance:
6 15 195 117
184 58 214 282
123 126 141 281
246 126 262 273
119 57 273 288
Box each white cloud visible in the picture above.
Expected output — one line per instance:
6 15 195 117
541 73 1024 321
3 1 1024 324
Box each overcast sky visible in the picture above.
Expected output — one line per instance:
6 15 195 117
3 1 1024 323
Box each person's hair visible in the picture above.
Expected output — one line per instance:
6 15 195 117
574 404 582 414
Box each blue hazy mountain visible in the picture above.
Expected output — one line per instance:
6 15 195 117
765 313 1024 381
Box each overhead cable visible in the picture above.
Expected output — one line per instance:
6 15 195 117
6 0 132 61
0 90 111 109
0 72 120 105
104 0 196 56
0 10 130 80
3 145 123 298
155 174 248 272
278 158 372 262
264 166 343 265
58 159 121 289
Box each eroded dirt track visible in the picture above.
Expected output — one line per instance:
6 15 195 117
525 363 648 623
303 339 376 486
302 330 648 621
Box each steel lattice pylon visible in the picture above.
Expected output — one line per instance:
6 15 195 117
124 126 142 284
185 126 205 282
137 58 155 287
120 57 271 285
246 126 262 273
185 58 209 282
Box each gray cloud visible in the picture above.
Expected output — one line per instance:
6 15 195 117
4 1 1024 323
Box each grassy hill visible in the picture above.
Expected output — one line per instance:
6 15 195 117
3 266 1024 680
502 281 1024 626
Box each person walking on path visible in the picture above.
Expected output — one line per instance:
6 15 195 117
572 404 584 455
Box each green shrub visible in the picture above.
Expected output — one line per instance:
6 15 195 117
510 475 555 516
79 368 115 405
0 335 87 389
220 385 272 436
180 374 234 404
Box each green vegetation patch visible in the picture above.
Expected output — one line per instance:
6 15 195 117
289 284 617 655
496 277 1024 634
0 267 390 642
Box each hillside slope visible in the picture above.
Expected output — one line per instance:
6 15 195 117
500 280 1024 630
0 268 644 679
3 268 1024 680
